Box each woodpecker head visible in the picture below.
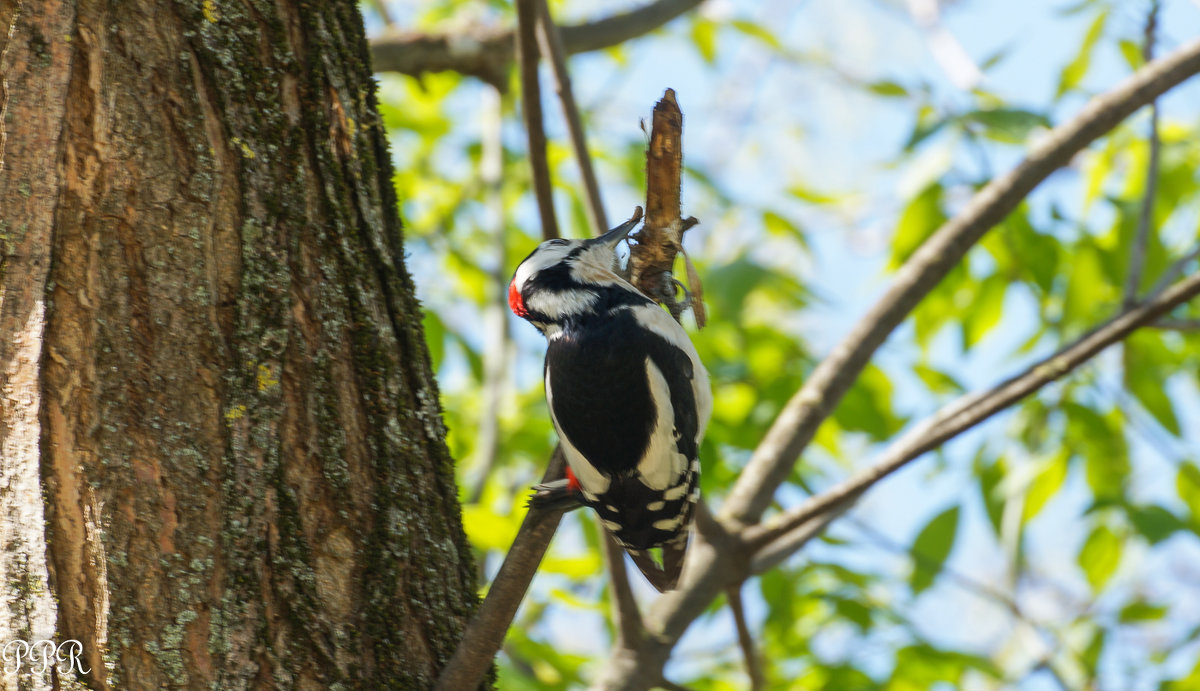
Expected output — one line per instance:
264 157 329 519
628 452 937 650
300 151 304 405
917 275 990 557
508 215 643 330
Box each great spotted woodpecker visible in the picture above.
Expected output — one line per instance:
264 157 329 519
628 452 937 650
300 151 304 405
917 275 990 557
508 213 712 590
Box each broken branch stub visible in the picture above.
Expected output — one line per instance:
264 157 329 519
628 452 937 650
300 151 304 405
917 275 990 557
630 89 702 325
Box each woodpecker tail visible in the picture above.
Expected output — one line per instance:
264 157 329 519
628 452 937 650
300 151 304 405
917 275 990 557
626 530 689 592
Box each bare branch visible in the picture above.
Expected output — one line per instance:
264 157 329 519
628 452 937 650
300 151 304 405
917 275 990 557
721 37 1200 527
1124 0 1161 308
726 583 765 691
536 0 609 235
747 270 1200 566
602 531 645 647
515 0 559 241
369 0 705 84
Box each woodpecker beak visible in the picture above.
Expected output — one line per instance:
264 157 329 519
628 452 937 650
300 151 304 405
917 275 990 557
587 214 640 249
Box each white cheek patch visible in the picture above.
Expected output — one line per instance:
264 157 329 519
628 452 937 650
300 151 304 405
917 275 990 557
570 246 635 287
525 288 598 319
637 358 688 490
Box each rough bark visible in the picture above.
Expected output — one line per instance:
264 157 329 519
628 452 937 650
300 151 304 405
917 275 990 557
0 1 480 689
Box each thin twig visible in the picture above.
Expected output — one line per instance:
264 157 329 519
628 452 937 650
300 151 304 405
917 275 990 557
726 583 765 691
1147 244 1200 297
602 530 645 647
721 37 1200 527
369 0 705 85
515 0 559 240
469 86 510 504
1124 0 1161 308
535 0 608 236
746 271 1200 563
1154 318 1200 331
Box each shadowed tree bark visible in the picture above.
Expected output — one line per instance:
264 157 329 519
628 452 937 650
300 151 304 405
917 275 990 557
0 1 481 689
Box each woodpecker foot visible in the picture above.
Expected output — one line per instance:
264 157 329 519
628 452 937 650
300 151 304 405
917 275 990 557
527 479 587 512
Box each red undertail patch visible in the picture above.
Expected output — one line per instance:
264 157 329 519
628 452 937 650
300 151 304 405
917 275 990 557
565 466 581 492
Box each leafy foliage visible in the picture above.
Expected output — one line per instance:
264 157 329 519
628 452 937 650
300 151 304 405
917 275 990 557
366 0 1200 687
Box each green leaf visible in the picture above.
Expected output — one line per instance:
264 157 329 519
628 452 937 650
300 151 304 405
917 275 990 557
1127 504 1184 545
1077 524 1121 591
832 596 873 632
690 17 717 64
960 108 1050 144
1118 39 1144 70
962 275 1007 348
914 363 965 394
730 19 782 51
762 210 807 245
1119 600 1167 623
422 309 445 372
904 108 949 150
1023 451 1070 524
891 183 945 268
1065 403 1129 502
868 80 909 97
910 505 960 596
1123 332 1182 435
1056 10 1108 97
1177 462 1200 521
977 454 1006 536
834 364 906 440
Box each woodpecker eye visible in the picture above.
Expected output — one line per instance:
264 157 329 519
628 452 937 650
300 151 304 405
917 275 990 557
545 238 569 247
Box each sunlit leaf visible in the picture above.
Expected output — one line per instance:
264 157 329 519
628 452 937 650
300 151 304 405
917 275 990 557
1177 462 1200 522
891 183 945 268
962 275 1007 348
730 19 783 51
1123 331 1182 435
691 16 718 64
1078 523 1121 591
959 108 1050 144
1118 39 1144 71
1056 10 1108 97
910 505 960 596
1023 451 1070 524
868 80 909 97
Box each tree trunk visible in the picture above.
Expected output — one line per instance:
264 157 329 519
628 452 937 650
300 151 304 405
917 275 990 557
0 1 481 689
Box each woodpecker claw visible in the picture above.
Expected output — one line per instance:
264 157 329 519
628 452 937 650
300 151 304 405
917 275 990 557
527 479 587 512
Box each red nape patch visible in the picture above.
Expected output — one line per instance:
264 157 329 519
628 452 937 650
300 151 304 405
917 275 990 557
508 279 528 318
565 466 581 492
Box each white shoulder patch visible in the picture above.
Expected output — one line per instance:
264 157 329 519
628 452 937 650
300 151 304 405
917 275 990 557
637 357 688 490
631 304 712 445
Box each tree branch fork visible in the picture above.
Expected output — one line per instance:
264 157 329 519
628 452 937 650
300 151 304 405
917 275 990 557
433 20 1200 690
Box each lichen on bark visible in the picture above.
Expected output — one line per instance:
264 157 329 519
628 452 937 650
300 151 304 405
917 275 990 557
0 1 482 689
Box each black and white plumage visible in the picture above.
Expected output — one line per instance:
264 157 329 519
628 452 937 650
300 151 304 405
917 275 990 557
509 215 712 590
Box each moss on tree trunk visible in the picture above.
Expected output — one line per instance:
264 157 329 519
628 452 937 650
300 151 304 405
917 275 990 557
0 1 482 688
